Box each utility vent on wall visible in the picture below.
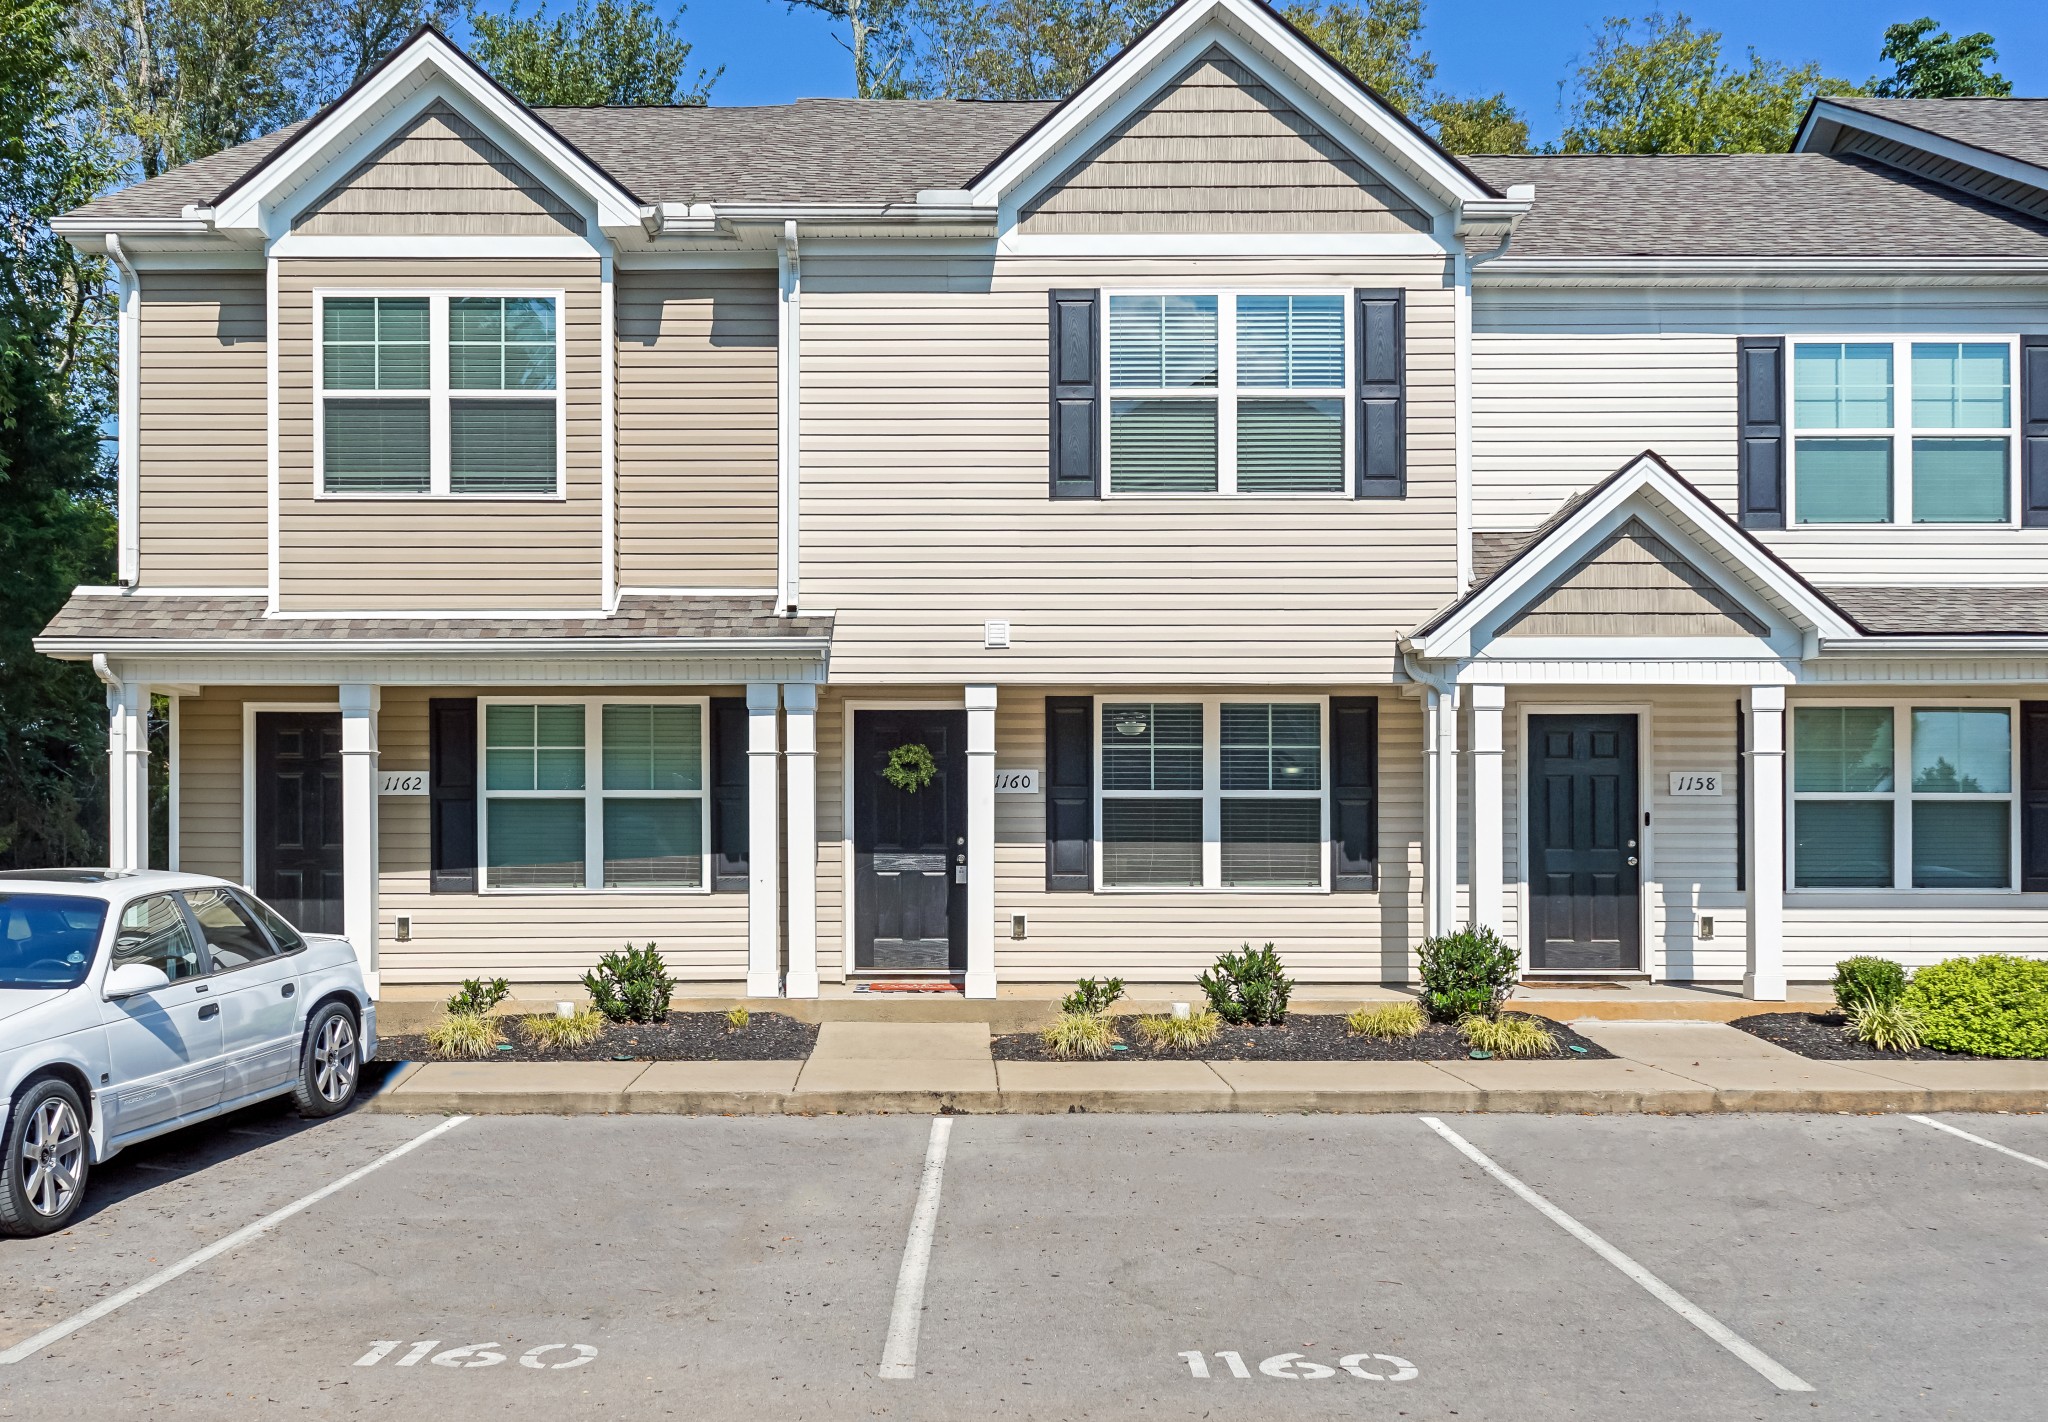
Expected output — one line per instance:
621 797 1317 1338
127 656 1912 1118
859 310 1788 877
984 621 1012 649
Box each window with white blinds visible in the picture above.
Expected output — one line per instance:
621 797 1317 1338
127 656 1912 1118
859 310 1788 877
1105 293 1348 496
318 291 562 497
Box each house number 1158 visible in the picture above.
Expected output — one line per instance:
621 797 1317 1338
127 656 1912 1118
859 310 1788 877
1177 1350 1418 1381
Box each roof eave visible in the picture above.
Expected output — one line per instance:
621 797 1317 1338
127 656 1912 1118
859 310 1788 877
34 635 833 659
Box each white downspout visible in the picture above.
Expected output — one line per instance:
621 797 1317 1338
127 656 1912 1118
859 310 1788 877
776 221 802 613
105 236 140 586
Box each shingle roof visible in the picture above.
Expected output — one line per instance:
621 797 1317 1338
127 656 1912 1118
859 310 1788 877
37 593 832 645
1821 586 2048 637
1464 151 2048 258
1824 97 2048 173
68 123 309 222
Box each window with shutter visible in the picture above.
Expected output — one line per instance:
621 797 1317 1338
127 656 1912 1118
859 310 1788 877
1738 337 1786 528
1354 290 1405 498
1048 290 1101 499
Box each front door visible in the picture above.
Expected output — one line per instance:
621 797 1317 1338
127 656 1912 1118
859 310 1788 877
854 709 967 973
1528 713 1642 972
254 712 344 935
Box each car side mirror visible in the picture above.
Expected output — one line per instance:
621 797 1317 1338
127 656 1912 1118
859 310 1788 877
105 962 172 999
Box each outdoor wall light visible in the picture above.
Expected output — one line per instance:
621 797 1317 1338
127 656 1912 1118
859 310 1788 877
1114 716 1148 737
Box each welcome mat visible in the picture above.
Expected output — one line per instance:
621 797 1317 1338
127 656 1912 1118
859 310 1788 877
853 981 964 994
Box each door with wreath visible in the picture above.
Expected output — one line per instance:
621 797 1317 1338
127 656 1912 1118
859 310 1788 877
853 708 968 972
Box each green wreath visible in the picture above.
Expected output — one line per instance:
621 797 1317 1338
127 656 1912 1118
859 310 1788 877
883 742 938 793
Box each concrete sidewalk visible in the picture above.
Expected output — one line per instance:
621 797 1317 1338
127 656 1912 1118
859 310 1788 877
364 1017 2048 1116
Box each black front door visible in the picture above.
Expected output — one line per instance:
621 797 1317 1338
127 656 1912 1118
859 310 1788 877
854 709 967 973
254 712 345 934
1529 713 1641 972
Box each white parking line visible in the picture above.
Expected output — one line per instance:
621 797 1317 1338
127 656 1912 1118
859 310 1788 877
0 1116 469 1367
1419 1117 1814 1393
1909 1115 2048 1171
878 1117 953 1381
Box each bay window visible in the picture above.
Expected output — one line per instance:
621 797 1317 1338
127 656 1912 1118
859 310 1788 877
1106 293 1347 496
1791 337 2015 526
1098 698 1327 890
481 698 707 891
1791 702 2016 891
319 292 563 496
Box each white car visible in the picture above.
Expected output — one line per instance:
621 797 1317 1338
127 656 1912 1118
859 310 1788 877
0 870 376 1236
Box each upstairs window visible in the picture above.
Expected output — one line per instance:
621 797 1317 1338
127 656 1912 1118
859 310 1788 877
1106 293 1347 496
319 292 562 497
1791 338 2014 526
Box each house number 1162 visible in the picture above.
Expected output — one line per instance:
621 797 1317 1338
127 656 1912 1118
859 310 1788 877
1177 1349 1418 1381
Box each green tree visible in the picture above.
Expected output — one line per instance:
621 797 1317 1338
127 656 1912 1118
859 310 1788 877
783 0 918 98
468 0 717 105
1869 17 2011 98
1424 92 1529 153
1 0 121 867
1561 11 1855 154
1286 0 1528 153
904 0 1168 100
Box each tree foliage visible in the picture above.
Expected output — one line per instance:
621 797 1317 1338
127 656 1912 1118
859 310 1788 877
1424 92 1528 154
783 0 918 98
468 0 717 106
1285 0 1528 153
1560 11 1856 155
904 0 1169 101
1869 17 2011 98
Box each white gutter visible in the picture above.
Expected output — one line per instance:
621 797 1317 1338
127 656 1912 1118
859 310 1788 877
777 220 802 612
105 235 140 585
38 635 832 658
91 653 120 688
1818 636 2048 655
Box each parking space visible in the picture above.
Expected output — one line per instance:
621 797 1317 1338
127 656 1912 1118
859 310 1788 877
0 1110 2041 1419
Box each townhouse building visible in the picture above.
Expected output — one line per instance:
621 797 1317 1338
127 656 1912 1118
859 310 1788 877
37 0 2048 1003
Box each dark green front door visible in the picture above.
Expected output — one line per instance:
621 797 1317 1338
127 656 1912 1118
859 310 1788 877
1528 713 1641 972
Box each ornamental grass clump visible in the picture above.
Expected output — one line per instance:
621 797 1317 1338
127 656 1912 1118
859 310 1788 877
1132 1009 1222 1051
518 1007 607 1050
427 1011 504 1059
1845 997 1924 1053
1346 1000 1425 1040
1418 928 1518 1022
1042 1011 1119 1060
1833 956 1908 1013
1902 954 2048 1058
725 1005 750 1033
1459 1013 1555 1059
1198 943 1294 1026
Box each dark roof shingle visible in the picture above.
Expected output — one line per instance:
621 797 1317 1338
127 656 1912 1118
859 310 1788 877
1824 97 2048 172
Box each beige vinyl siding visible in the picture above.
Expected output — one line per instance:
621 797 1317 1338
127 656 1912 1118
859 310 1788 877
1018 47 1429 235
800 254 1458 684
1499 518 1767 637
293 100 586 237
814 687 1425 984
173 688 260 880
276 258 605 610
615 269 779 587
137 271 268 587
1472 287 2048 584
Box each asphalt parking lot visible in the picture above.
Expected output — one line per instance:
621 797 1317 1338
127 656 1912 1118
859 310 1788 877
1 1096 2044 1420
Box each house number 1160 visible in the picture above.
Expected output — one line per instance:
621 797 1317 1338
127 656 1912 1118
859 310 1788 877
1178 1349 1418 1381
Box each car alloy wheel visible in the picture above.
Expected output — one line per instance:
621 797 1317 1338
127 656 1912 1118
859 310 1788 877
20 1097 84 1220
313 1013 359 1104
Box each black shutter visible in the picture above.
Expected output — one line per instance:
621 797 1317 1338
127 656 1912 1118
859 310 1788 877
1049 289 1100 499
1045 695 1093 891
1331 696 1379 891
1734 701 1747 893
709 697 749 892
1738 337 1786 529
2022 702 2048 891
2023 336 2048 527
1355 289 1406 498
428 697 477 894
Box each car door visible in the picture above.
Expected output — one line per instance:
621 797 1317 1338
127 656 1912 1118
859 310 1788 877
97 893 225 1139
181 887 302 1104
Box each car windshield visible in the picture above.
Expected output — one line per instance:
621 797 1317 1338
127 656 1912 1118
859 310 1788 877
0 894 109 989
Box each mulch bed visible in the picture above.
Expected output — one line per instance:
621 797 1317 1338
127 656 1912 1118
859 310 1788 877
375 1011 818 1063
991 1011 1614 1063
1733 1011 2002 1062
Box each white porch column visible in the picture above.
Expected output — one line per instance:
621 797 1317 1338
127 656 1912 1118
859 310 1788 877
964 684 997 999
1744 686 1788 1001
105 680 150 871
1423 685 1462 939
1469 684 1506 933
338 683 379 992
783 683 820 998
745 683 782 997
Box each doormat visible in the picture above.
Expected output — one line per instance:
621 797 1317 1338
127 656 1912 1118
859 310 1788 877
853 982 964 994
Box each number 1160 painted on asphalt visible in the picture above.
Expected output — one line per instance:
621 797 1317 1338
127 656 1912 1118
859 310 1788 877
1179 1349 1418 1381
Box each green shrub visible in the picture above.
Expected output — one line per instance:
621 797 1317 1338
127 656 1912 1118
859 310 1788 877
581 943 677 1024
1132 1009 1222 1051
1198 943 1294 1026
1833 957 1908 1013
1903 955 2048 1059
1346 1000 1424 1039
427 1012 503 1058
1418 928 1519 1022
446 976 510 1017
1846 997 1924 1053
518 1007 607 1050
1042 1011 1118 1060
1459 1013 1555 1058
1061 977 1126 1016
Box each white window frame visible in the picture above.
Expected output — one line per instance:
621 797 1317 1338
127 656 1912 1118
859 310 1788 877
1789 696 2021 895
314 288 567 500
1092 694 1331 892
477 694 711 895
1102 290 1351 499
1787 334 2021 528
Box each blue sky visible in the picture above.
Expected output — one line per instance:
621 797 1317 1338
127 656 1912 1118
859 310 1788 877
663 0 2046 144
